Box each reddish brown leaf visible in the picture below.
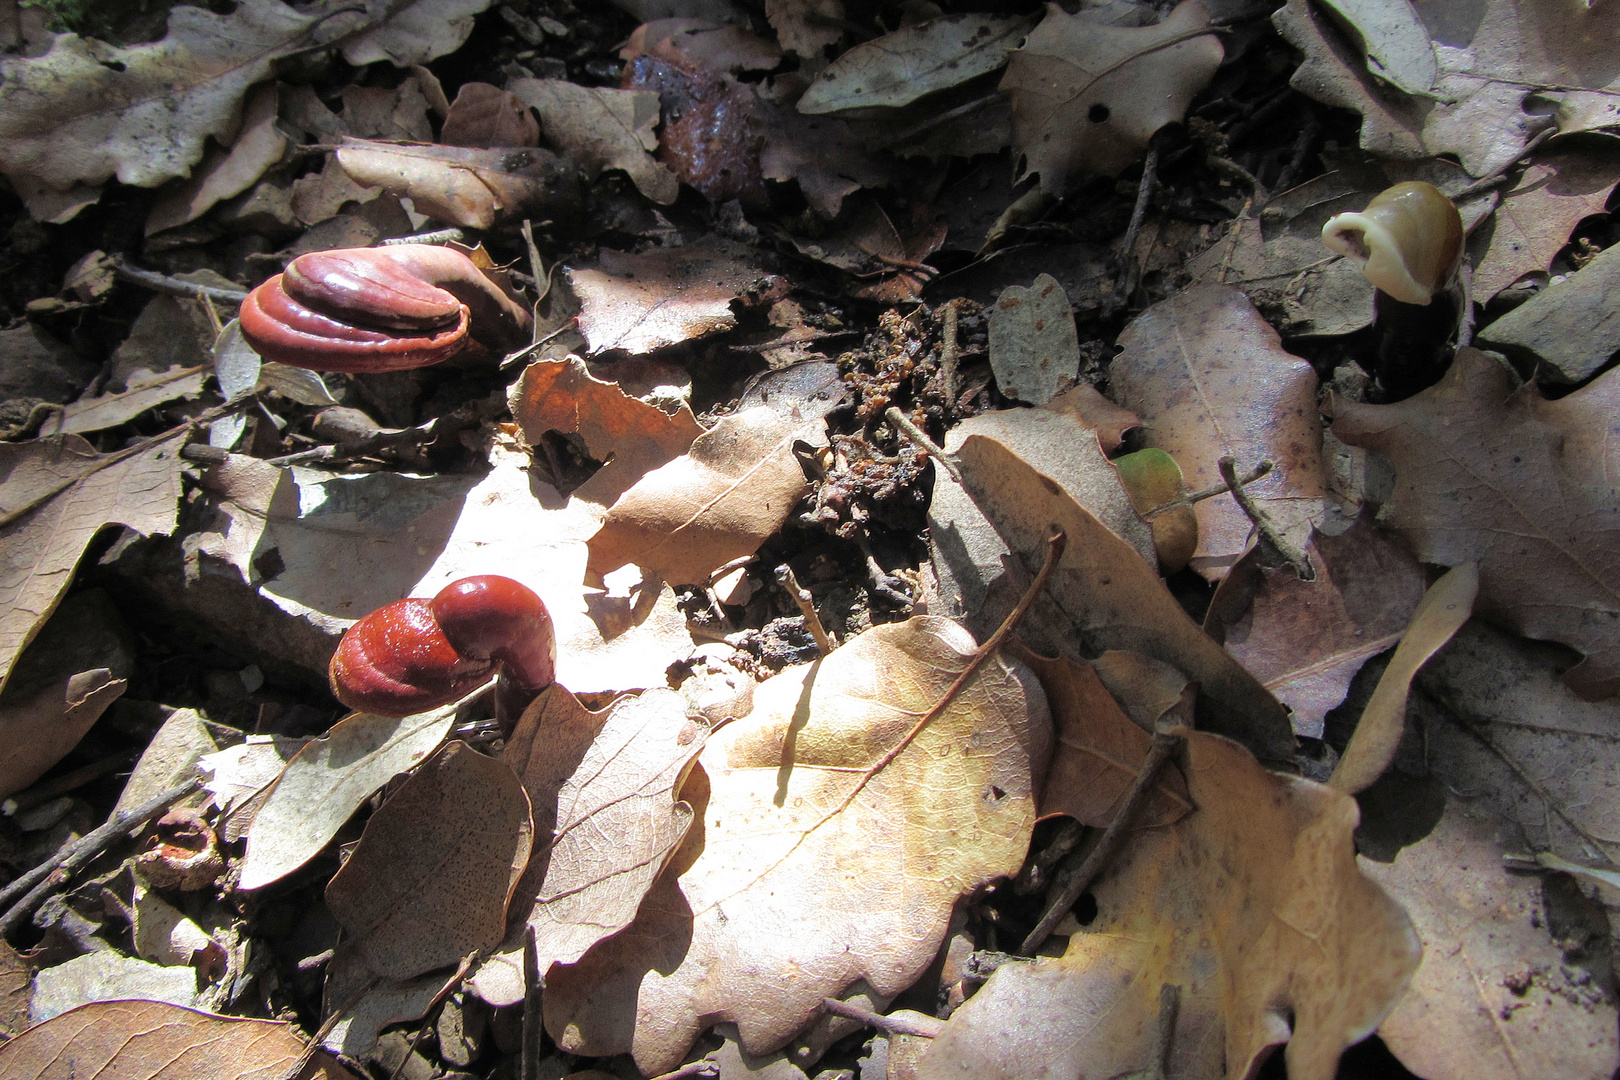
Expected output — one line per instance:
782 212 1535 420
440 82 539 148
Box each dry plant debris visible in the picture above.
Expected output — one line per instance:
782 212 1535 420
0 1 1618 1078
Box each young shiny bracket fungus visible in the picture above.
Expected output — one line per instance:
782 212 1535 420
240 245 533 372
330 575 556 718
1321 181 1464 306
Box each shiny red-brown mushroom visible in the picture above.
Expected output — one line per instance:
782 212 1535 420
241 245 532 373
329 576 554 718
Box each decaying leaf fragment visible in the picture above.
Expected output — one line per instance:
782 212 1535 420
917 731 1419 1080
0 434 184 694
587 406 824 587
334 138 580 230
0 999 355 1079
545 616 1051 1075
1001 0 1223 193
1333 347 1620 697
471 685 706 1005
987 273 1081 406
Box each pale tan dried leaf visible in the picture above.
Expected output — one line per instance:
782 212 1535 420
507 78 678 204
1331 563 1476 793
326 741 533 982
0 1000 355 1079
0 435 183 694
1000 0 1222 193
131 883 224 971
1333 347 1620 697
1273 0 1620 178
567 237 780 355
509 355 703 507
146 84 286 235
238 705 456 891
955 430 1295 763
470 686 705 1005
1112 284 1328 581
798 13 1035 114
1470 145 1620 301
338 0 493 67
0 0 346 195
987 273 1080 406
114 708 216 816
197 735 307 842
918 732 1419 1080
544 616 1051 1074
55 366 209 437
31 952 199 1021
587 406 822 586
1363 798 1620 1080
1205 516 1426 738
334 138 579 230
1012 643 1190 828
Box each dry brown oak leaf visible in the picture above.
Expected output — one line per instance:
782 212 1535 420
324 740 534 985
1001 0 1223 194
1205 515 1426 739
1362 798 1620 1080
1112 283 1329 582
588 406 825 587
1333 346 1620 698
917 731 1419 1080
470 685 707 1006
0 999 356 1079
544 616 1052 1075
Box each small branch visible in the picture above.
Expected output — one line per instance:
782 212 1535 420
884 406 962 485
1206 154 1267 202
381 227 467 247
110 256 249 304
1455 259 1476 349
821 997 944 1038
776 564 834 655
1217 455 1313 580
387 953 479 1080
0 778 199 939
520 219 552 305
648 1061 718 1080
501 317 580 371
1119 146 1159 301
938 300 960 411
1020 723 1184 955
521 928 543 1080
1185 460 1271 503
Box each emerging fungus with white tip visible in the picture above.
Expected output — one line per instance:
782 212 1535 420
1321 181 1463 306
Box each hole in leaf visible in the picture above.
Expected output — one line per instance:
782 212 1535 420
1087 103 1110 123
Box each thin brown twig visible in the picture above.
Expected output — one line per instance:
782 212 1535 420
938 299 960 410
1217 455 1313 580
776 564 834 655
1185 460 1271 503
1145 984 1181 1080
501 317 580 371
821 997 944 1038
109 255 249 304
1217 199 1252 284
0 778 199 939
387 952 481 1080
884 405 962 485
1119 146 1159 301
521 927 543 1080
1020 723 1184 954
